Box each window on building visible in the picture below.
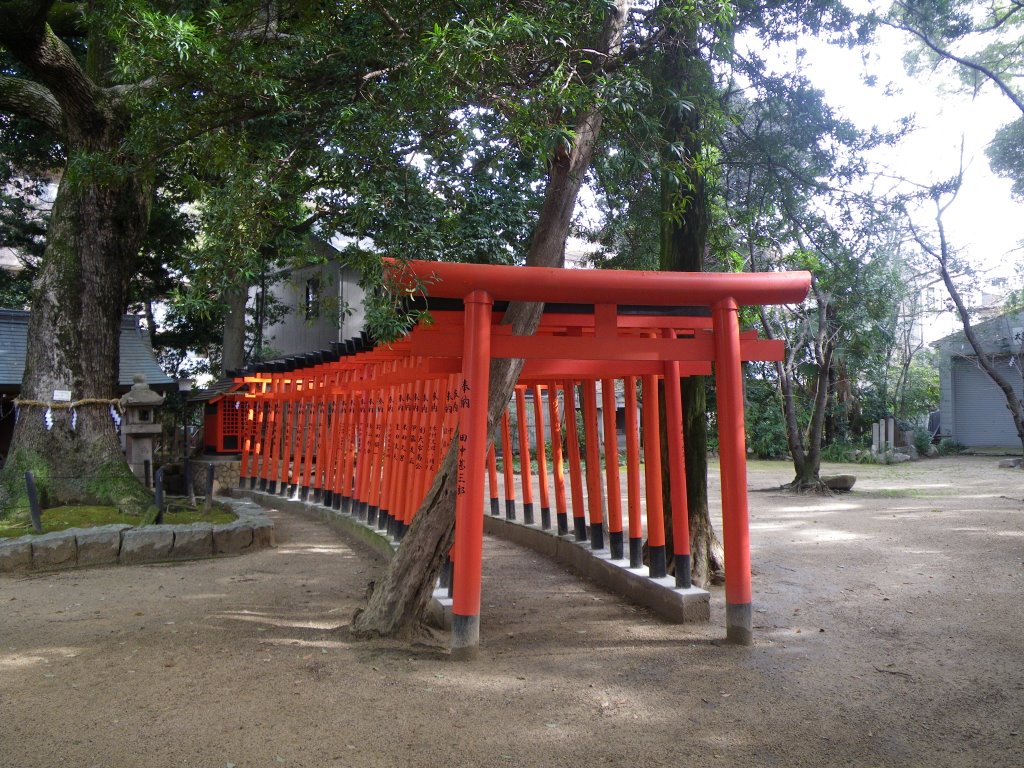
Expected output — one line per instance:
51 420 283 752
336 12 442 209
305 276 321 320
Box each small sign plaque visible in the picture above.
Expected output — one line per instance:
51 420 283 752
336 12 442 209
53 389 72 402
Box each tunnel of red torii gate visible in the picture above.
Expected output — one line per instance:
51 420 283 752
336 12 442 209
233 260 811 653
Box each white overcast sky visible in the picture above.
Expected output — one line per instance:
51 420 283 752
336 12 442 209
774 22 1024 278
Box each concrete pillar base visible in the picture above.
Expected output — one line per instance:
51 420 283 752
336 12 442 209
726 602 753 645
451 614 480 660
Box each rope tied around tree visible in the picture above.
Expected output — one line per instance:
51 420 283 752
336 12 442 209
13 398 123 410
12 398 126 432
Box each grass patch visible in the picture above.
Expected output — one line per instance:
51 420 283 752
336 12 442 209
0 500 236 539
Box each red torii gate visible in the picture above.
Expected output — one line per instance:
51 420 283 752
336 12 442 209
236 260 810 656
390 260 810 655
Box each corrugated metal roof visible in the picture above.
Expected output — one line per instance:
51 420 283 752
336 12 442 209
0 309 174 390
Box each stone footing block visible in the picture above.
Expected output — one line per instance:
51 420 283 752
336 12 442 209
32 532 78 570
213 523 254 555
76 525 131 567
120 527 174 564
0 537 33 572
169 524 214 559
484 514 711 624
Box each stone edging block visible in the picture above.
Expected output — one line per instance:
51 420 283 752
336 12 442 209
0 496 274 574
77 525 132 567
168 523 214 560
31 531 79 570
0 536 33 572
213 522 254 555
121 527 174 564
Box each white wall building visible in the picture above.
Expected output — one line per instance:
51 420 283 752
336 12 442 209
250 238 367 360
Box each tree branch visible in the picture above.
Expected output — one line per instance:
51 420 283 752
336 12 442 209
966 3 1023 35
371 0 407 39
887 17 1024 116
1 19 106 146
0 73 64 132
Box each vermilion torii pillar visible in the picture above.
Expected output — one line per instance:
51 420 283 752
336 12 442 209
712 297 754 644
451 290 493 657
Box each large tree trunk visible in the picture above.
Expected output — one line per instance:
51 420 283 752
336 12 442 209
2 169 153 514
0 7 153 516
790 344 832 490
351 0 631 640
654 26 724 587
778 293 834 492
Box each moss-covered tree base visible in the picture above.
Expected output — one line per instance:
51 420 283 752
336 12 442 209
0 405 151 521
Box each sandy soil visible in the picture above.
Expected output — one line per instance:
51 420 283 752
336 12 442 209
1 456 1022 768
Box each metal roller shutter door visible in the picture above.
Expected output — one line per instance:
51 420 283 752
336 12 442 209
952 357 1023 447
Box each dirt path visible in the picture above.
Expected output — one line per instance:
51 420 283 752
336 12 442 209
2 457 1022 767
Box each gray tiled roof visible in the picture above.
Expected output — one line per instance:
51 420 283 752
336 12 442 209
0 309 173 390
188 378 246 403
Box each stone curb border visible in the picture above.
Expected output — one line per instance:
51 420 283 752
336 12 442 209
482 515 711 623
0 498 275 575
236 489 709 626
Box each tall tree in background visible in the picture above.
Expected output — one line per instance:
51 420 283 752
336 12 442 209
591 0 880 550
654 8 724 585
722 72 904 488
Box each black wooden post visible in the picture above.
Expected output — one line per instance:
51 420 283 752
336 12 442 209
184 456 195 506
25 471 42 533
204 463 215 512
154 467 165 524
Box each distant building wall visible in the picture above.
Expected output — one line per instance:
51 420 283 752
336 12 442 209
935 310 1024 448
258 261 366 359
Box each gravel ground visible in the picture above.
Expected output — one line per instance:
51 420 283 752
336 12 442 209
1 456 1022 768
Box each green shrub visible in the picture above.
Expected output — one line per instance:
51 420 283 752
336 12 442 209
911 427 932 456
744 380 788 459
820 438 862 463
937 437 964 456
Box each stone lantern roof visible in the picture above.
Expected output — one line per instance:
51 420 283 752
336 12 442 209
120 374 165 408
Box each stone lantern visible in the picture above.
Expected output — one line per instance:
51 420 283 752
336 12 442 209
120 374 165 487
